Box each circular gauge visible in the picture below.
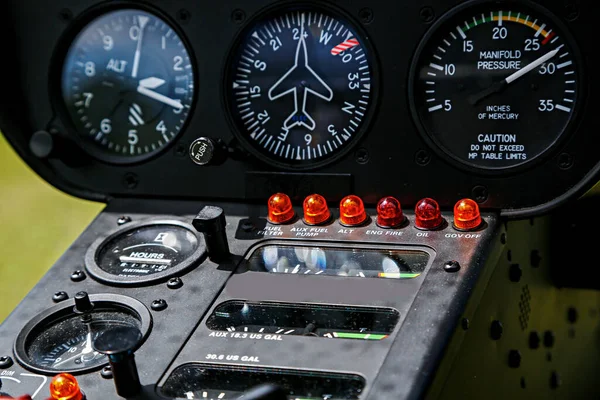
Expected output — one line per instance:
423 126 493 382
409 1 581 170
14 294 151 375
60 8 195 163
226 6 377 169
85 220 205 285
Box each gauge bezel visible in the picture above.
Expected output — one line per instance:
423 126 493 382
50 2 198 165
408 0 585 175
13 293 152 375
222 0 380 170
85 219 206 286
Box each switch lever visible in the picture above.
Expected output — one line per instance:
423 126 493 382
92 325 142 398
193 206 230 262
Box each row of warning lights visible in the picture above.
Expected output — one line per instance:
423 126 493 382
268 193 483 231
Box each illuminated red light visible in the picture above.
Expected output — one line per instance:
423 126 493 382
267 193 295 224
414 198 443 230
339 195 368 226
303 194 331 225
453 198 482 231
49 373 83 400
376 196 406 228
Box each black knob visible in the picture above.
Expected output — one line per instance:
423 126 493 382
29 130 54 158
74 292 94 314
92 325 143 398
193 206 230 262
237 384 288 400
189 137 225 166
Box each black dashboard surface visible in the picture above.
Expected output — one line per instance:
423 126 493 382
0 0 597 216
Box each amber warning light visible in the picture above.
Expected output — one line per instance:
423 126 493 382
339 195 368 226
303 194 331 225
49 373 83 400
267 193 296 224
453 198 482 231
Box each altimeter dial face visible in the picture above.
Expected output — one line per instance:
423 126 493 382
61 9 195 163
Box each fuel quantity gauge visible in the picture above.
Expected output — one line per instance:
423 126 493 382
14 294 151 375
206 301 399 341
85 220 205 285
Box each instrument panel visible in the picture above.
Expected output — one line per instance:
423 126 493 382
0 0 597 215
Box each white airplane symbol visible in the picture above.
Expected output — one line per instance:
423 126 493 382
268 13 333 131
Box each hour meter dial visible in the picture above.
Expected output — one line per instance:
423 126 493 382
85 220 205 285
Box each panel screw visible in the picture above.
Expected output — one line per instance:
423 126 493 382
509 264 522 282
444 260 460 273
529 331 540 349
567 307 578 323
0 356 13 369
151 299 168 311
490 320 503 340
241 221 255 232
355 148 370 164
101 365 113 379
565 3 579 21
557 153 573 169
70 270 86 282
167 277 183 289
176 9 191 23
415 149 431 166
174 143 187 157
520 377 526 389
419 6 435 23
543 330 555 348
123 173 139 189
231 9 246 24
508 350 521 368
472 185 488 203
52 291 69 303
58 8 72 22
358 8 373 24
117 216 132 225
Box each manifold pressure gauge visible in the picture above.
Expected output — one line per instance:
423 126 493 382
85 220 205 285
409 1 581 170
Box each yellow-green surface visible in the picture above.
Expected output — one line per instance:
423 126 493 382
0 134 103 322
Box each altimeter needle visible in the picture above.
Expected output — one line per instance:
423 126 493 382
137 77 183 109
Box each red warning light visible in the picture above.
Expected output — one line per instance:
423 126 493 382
339 195 368 226
414 198 443 230
267 193 295 224
303 194 331 225
376 196 406 228
453 198 482 231
49 373 83 400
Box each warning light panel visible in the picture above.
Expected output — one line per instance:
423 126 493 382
453 198 482 231
49 373 83 400
267 193 295 224
376 196 406 228
303 194 331 225
414 198 444 230
339 195 368 226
